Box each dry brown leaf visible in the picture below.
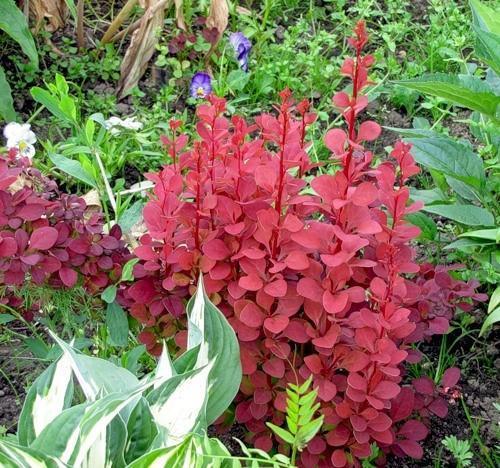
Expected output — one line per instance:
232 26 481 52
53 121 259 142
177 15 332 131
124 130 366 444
30 0 68 33
174 0 186 31
116 0 171 99
206 0 229 44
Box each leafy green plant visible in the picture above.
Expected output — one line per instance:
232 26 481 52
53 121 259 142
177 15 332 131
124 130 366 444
0 276 243 467
393 0 500 329
267 376 324 466
0 0 39 121
441 435 473 467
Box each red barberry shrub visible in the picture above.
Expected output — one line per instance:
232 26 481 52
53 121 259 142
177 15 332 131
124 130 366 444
122 21 485 466
0 152 129 310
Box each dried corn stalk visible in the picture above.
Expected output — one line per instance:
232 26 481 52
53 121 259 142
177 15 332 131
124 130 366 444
30 0 68 33
116 0 171 99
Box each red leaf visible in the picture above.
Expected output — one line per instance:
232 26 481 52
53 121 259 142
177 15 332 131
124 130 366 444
325 129 347 156
0 237 17 257
398 420 428 441
59 267 78 287
203 239 230 261
441 367 460 388
264 315 289 334
323 290 348 314
397 440 424 459
371 381 400 399
30 227 58 250
297 278 323 302
357 120 381 142
239 275 263 291
263 357 285 378
342 351 370 372
264 279 287 297
240 303 266 328
285 251 309 270
17 204 45 221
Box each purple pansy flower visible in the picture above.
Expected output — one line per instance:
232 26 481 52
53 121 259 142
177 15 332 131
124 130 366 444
229 32 252 72
190 72 212 99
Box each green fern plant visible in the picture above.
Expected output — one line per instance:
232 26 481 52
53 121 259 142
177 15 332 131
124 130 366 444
442 435 473 467
267 376 324 466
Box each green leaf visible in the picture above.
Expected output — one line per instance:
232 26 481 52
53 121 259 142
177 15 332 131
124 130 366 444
102 285 117 304
106 301 129 347
459 228 499 241
0 313 16 324
410 187 447 205
469 0 500 33
423 204 495 226
118 200 144 234
474 26 500 76
296 416 324 449
406 212 438 240
48 153 97 187
480 306 500 336
227 69 250 92
48 331 139 403
266 423 295 445
394 73 500 118
31 88 72 123
184 277 242 424
18 354 74 445
406 136 485 189
0 0 38 67
444 237 496 250
121 258 140 282
0 439 65 468
0 65 15 122
124 398 158 463
23 336 50 359
488 286 500 314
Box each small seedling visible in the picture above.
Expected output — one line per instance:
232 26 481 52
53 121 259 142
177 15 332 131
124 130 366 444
442 435 473 467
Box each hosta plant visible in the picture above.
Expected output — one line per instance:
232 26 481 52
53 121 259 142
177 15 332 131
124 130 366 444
122 21 485 466
0 277 245 467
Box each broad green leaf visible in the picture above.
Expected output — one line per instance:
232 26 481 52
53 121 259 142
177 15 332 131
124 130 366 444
406 212 437 241
185 278 242 424
31 88 72 123
488 286 500 314
227 69 250 92
23 336 50 359
106 302 129 347
0 0 38 67
459 228 500 241
124 398 158 464
410 187 447 205
469 0 500 33
444 237 496 250
423 204 495 226
18 354 74 445
0 439 64 468
101 285 117 304
394 73 500 118
406 136 485 189
446 176 480 202
480 306 500 336
0 313 16 324
384 126 437 138
0 65 15 122
49 153 97 187
474 26 500 76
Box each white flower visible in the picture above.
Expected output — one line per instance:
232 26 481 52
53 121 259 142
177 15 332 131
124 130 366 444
3 122 37 159
104 116 143 135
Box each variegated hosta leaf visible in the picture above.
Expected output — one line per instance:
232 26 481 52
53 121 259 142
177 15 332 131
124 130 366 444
147 362 213 448
48 331 140 421
125 434 237 468
0 439 66 468
153 342 176 389
18 353 73 445
124 398 158 464
184 276 242 424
